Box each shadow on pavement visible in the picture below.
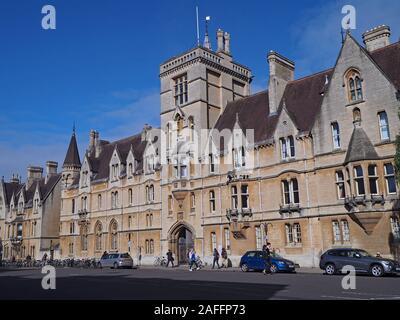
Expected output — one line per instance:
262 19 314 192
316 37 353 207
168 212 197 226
0 274 287 300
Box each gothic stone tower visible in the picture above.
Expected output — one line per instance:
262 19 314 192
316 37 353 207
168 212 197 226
159 29 252 263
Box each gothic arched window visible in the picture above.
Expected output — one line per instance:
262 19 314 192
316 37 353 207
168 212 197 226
346 69 363 102
110 220 118 251
95 222 102 251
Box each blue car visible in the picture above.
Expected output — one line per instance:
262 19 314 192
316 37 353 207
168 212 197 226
240 251 296 273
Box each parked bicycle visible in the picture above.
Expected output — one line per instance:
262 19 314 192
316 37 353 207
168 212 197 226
154 256 167 267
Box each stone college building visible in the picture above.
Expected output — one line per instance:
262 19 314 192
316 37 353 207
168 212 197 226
1 25 400 267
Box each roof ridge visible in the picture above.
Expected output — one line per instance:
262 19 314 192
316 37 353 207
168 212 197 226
370 41 400 53
109 133 142 146
227 89 268 106
289 68 334 84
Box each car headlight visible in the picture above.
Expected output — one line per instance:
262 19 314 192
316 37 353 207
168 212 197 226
382 261 391 266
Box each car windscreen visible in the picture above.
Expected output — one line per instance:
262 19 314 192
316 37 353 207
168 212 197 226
121 254 130 258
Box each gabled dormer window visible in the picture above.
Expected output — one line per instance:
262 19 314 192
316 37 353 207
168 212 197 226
33 198 39 213
81 170 89 187
146 155 155 173
111 164 119 181
233 146 246 169
18 201 24 213
346 69 363 103
280 136 295 160
128 163 134 177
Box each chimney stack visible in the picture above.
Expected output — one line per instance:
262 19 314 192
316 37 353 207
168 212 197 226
45 161 58 183
10 174 20 184
362 25 391 52
26 166 43 190
267 51 295 115
88 129 96 156
94 130 101 158
224 32 231 54
217 29 224 52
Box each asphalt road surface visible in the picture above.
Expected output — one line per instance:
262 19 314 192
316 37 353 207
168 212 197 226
0 267 399 300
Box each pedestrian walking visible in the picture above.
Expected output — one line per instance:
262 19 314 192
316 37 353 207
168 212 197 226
263 242 273 275
189 249 199 271
212 248 220 269
166 249 174 268
221 248 228 268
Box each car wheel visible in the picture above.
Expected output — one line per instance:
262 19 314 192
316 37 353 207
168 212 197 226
113 262 118 269
325 263 336 275
241 264 249 272
370 264 384 277
270 264 278 273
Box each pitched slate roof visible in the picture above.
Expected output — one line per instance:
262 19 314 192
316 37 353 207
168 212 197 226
86 134 148 184
3 182 24 206
213 40 399 149
214 69 334 148
63 133 81 167
11 174 61 207
369 41 400 90
344 127 379 164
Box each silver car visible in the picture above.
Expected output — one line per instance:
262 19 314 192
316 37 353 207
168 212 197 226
98 253 135 269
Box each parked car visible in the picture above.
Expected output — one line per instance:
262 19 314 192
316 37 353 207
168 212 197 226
240 251 296 273
319 248 400 277
98 253 135 269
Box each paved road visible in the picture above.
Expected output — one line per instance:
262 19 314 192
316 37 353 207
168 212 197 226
0 267 399 300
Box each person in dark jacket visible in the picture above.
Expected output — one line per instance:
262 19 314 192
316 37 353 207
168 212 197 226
212 248 220 269
166 249 174 268
263 243 273 275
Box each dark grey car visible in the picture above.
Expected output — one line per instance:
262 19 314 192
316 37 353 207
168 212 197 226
320 248 400 277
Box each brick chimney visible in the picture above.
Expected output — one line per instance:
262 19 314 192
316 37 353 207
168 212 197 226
362 25 391 52
267 51 295 115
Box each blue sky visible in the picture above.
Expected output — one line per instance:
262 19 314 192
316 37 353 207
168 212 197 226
0 0 399 179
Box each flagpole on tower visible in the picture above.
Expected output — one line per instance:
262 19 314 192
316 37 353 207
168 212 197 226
196 6 200 47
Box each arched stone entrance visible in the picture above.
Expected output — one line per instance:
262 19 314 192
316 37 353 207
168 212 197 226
168 223 195 265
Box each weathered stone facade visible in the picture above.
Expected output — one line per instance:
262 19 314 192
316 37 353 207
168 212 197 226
3 25 400 268
0 163 61 261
